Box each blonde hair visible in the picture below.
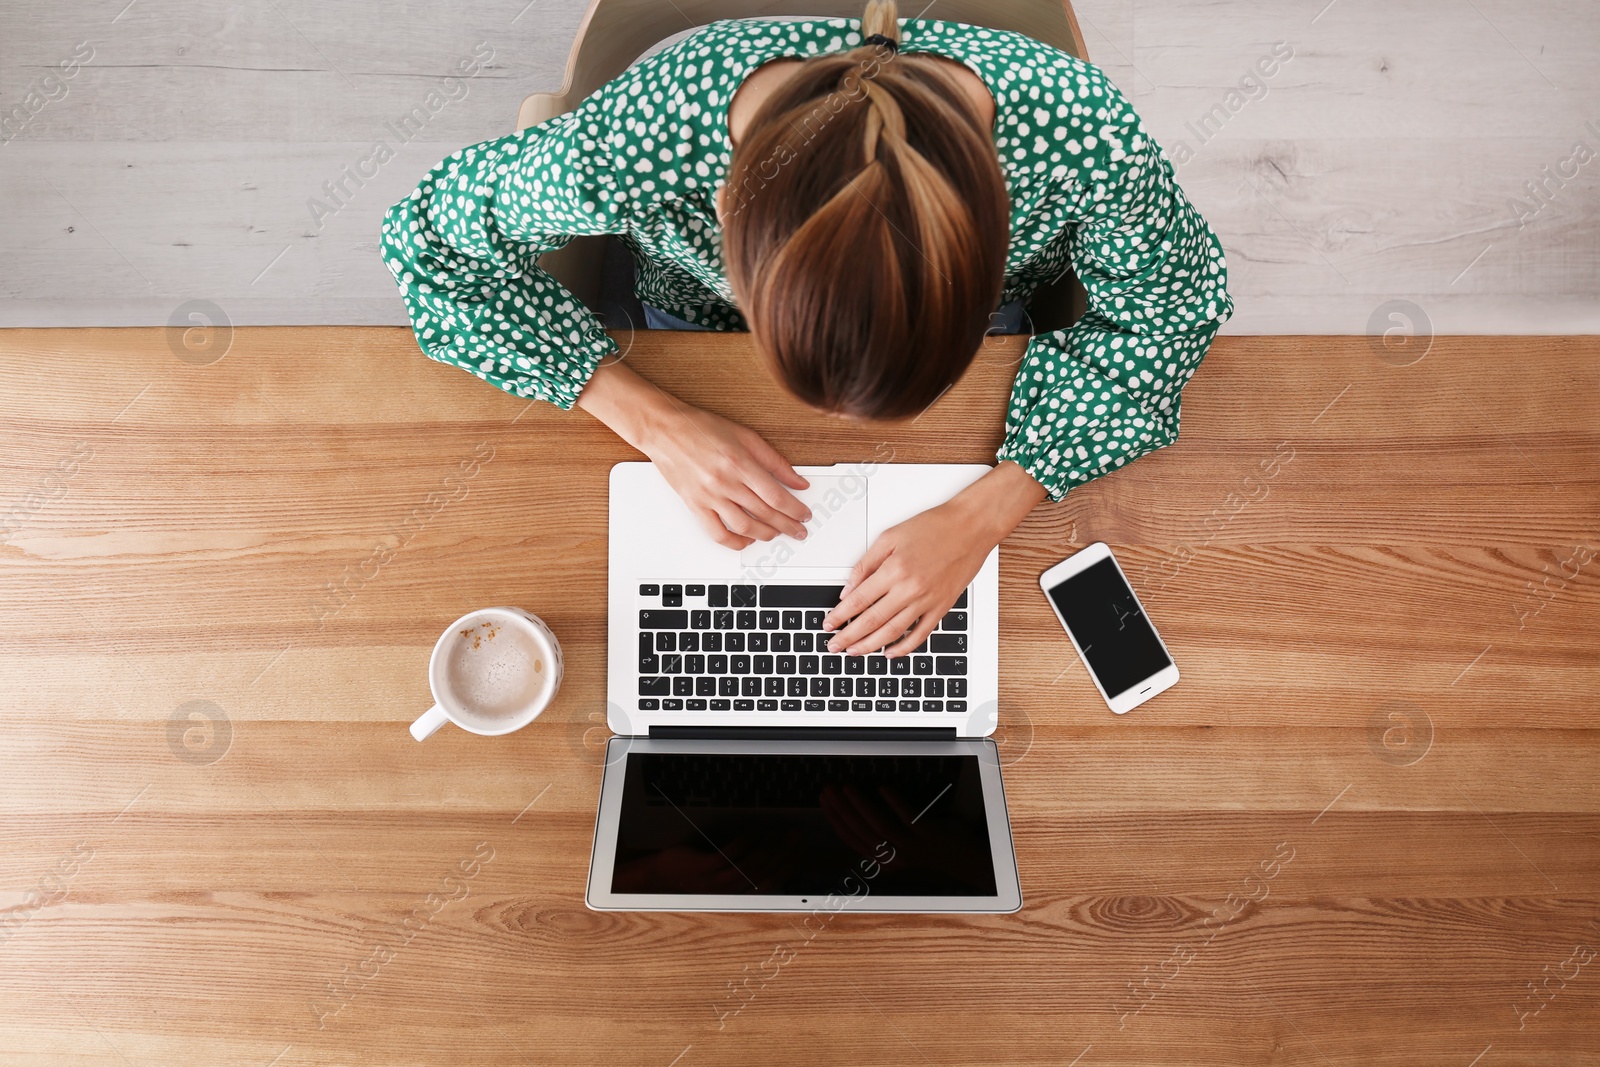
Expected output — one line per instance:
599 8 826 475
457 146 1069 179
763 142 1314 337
722 0 1009 419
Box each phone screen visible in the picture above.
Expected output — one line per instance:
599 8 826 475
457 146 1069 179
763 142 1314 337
1047 557 1172 697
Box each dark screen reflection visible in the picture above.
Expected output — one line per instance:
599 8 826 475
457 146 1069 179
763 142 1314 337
611 753 997 896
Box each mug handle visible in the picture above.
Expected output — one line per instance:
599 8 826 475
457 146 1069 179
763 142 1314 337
410 704 451 742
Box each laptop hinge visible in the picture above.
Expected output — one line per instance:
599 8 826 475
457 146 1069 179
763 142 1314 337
648 726 959 742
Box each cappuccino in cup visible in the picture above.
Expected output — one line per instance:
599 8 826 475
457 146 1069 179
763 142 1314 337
411 607 562 740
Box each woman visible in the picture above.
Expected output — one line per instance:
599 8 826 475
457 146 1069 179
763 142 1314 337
380 1 1232 660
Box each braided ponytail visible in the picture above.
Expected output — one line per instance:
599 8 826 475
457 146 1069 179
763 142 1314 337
723 1 1009 420
861 0 900 47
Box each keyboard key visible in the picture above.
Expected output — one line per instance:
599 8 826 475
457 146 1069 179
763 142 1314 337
948 700 967 713
764 678 783 696
781 699 802 711
679 632 699 652
912 656 933 676
735 610 756 630
691 609 711 630
931 634 967 654
708 585 728 607
734 699 755 711
638 698 660 710
844 656 865 675
798 655 819 674
710 699 730 710
867 656 888 675
948 679 967 697
771 632 791 652
804 700 826 712
809 678 828 697
759 610 779 629
757 699 778 711
805 610 827 629
661 654 683 673
639 584 660 596
879 678 899 697
794 633 814 653
656 632 676 652
851 700 872 712
639 677 670 695
954 590 968 608
663 584 683 607
732 585 758 607
718 677 738 696
858 678 876 697
942 611 967 631
760 585 844 607
875 700 895 712
640 610 687 629
753 654 773 673
936 656 968 675
687 698 707 710
889 657 911 676
663 698 684 710
741 678 761 697
832 678 851 697
639 654 659 674
731 655 750 673
923 699 943 712
776 655 796 674
684 655 704 673
899 700 919 712
686 584 705 597
707 655 727 673
926 678 945 697
822 656 842 675
672 677 692 696
701 632 722 652
747 632 768 652
787 678 806 697
781 610 802 630
902 678 921 697
724 633 745 652
713 610 734 630
828 699 849 711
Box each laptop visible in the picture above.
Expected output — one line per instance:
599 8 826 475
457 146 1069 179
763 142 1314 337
586 460 1022 913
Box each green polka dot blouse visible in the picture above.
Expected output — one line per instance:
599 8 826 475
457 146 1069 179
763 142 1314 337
381 17 1233 502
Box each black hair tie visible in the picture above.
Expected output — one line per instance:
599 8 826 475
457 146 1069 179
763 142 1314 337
862 33 898 53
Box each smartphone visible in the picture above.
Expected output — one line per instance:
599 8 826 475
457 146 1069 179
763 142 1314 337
1039 542 1179 714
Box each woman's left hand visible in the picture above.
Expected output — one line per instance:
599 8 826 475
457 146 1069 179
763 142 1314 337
821 501 994 656
822 461 1049 656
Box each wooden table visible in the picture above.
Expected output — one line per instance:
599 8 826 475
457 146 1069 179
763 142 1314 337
1 327 1596 1066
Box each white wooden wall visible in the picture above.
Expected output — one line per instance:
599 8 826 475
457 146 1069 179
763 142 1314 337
0 0 1595 334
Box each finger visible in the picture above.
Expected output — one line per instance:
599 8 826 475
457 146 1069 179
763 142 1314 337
841 603 922 657
882 609 944 658
824 572 897 651
878 786 919 825
739 430 810 492
740 465 812 528
716 503 781 544
731 484 807 540
694 506 753 551
826 540 897 629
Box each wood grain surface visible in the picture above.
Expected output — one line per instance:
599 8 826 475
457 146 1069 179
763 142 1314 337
1 326 1597 1066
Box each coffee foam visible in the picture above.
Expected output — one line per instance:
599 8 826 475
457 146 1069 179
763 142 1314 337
440 617 549 728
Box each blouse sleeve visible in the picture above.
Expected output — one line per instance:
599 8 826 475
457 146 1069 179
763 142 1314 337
379 100 625 410
995 69 1233 501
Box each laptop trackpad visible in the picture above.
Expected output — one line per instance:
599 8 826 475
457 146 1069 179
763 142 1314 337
739 476 868 571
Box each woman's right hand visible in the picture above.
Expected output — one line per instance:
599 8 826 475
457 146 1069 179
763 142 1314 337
641 403 812 550
576 360 812 550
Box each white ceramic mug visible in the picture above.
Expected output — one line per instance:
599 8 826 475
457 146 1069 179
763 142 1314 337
410 607 562 741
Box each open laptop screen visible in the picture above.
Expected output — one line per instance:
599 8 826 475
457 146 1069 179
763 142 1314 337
610 752 997 897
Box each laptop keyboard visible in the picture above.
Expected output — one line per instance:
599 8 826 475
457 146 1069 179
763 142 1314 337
636 583 969 714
